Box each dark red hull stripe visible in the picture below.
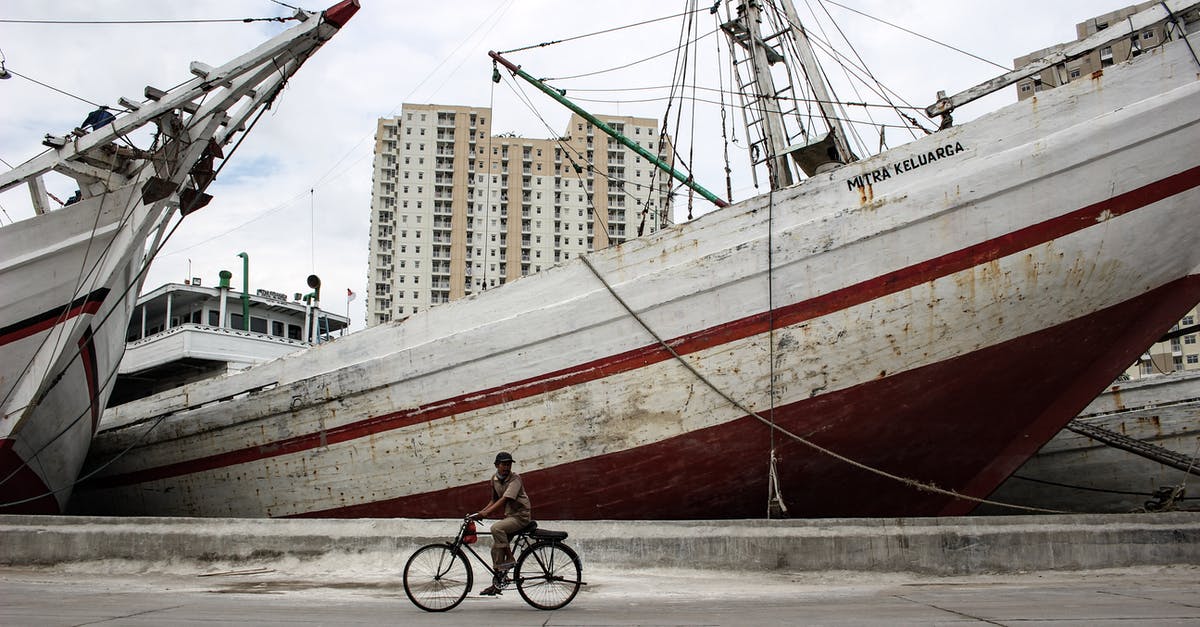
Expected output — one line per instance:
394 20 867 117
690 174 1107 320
78 326 101 434
89 165 1200 489
0 439 61 515
294 277 1200 520
0 287 110 348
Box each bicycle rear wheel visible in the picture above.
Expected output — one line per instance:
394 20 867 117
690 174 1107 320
515 541 582 610
403 544 472 612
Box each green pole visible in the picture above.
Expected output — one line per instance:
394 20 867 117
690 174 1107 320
488 51 730 209
237 252 250 331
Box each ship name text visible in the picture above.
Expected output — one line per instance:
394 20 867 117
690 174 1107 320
846 141 966 191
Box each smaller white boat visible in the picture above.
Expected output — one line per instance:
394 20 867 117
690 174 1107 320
981 371 1200 514
108 275 350 407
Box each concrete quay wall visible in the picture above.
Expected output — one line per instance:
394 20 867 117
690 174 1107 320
2 512 1197 575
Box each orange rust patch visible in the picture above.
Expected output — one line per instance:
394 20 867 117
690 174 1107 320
858 182 874 205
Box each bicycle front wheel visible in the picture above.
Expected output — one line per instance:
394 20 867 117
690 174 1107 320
516 541 582 610
403 544 472 612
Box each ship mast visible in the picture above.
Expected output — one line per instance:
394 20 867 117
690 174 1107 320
722 0 855 189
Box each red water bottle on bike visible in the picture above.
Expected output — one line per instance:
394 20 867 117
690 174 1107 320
463 520 478 544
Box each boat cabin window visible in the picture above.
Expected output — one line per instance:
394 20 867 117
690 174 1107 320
230 313 244 329
250 316 267 334
288 324 302 341
272 321 285 337
208 310 220 326
190 311 202 324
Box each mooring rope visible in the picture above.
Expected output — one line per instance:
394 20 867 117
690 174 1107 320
577 253 1071 515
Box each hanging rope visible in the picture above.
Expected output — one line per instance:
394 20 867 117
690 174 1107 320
499 7 711 54
0 16 293 25
576 253 1072 515
714 17 735 203
545 28 719 82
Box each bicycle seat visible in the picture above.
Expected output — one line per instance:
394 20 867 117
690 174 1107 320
531 528 568 540
513 521 568 540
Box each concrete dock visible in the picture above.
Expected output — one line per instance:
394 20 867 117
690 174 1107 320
2 512 1199 625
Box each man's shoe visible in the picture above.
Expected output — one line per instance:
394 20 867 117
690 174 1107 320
479 585 500 596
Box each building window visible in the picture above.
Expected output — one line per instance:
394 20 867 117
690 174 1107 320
250 316 268 334
1186 335 1197 344
288 324 303 340
1188 354 1199 364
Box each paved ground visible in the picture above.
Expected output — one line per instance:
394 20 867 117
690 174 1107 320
2 563 1199 626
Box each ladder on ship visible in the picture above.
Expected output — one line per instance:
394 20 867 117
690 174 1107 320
721 12 806 190
719 0 857 191
1067 419 1200 477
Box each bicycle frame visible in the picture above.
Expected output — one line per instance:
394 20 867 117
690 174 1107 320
404 517 584 612
447 518 538 587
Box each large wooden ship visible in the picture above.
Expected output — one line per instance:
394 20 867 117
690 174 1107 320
74 0 1200 519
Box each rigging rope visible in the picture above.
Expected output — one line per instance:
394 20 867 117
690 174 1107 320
544 28 718 82
576 253 1070 515
482 64 497 291
3 67 104 108
499 7 711 54
495 73 612 239
714 16 735 203
1011 473 1199 500
0 17 293 25
819 0 1011 71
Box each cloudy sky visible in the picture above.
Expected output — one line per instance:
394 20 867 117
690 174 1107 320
1 0 1120 330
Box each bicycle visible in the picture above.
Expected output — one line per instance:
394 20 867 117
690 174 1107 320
403 516 584 612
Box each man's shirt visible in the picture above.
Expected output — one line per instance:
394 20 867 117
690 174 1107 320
492 471 532 518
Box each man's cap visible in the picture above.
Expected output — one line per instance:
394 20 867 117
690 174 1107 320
494 451 515 464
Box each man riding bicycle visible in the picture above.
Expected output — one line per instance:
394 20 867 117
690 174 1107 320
470 451 531 596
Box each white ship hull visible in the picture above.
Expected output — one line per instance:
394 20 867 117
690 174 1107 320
0 184 147 513
981 372 1200 514
77 30 1200 519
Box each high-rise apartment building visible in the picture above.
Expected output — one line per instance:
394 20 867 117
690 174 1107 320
1124 305 1200 380
1014 2 1198 100
366 104 674 326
